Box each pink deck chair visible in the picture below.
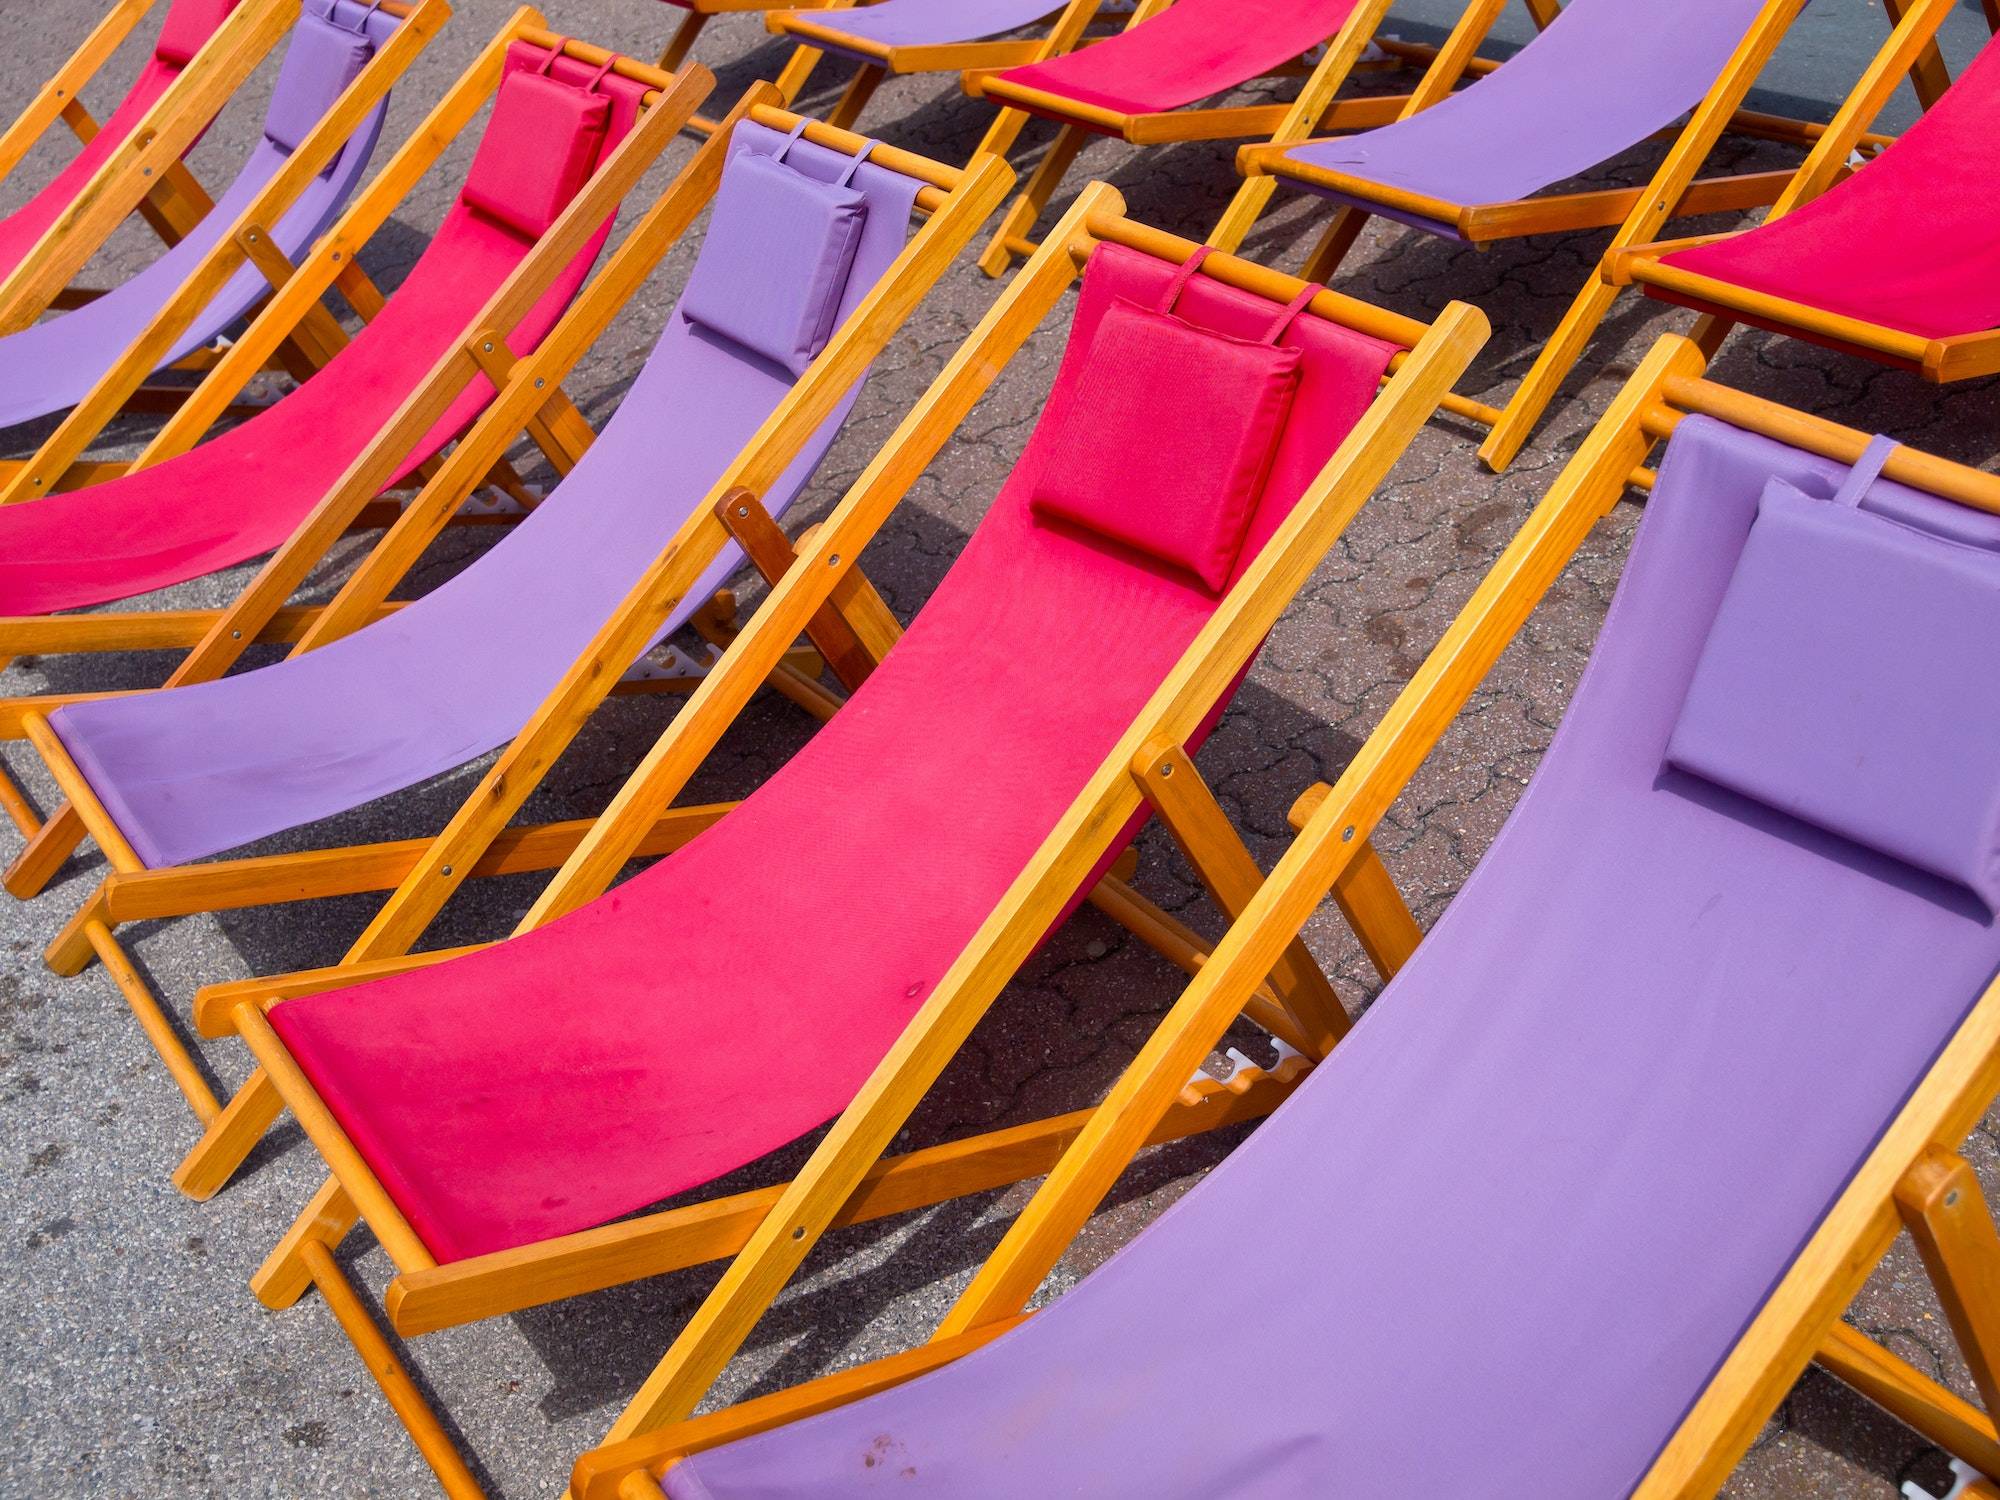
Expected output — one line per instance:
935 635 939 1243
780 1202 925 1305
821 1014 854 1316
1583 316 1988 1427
0 45 653 617
187 213 1482 1494
0 0 247 278
1616 15 2000 384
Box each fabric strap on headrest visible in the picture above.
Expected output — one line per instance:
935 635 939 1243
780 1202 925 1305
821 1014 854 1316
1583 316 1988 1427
771 119 876 185
1158 247 1323 343
1833 434 1900 509
330 0 384 34
535 38 622 94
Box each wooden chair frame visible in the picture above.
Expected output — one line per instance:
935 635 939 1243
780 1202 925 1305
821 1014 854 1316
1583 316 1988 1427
1231 0 1949 472
0 0 214 261
766 0 1134 147
8 106 1015 1217
0 0 450 488
965 0 1485 279
182 191 1481 1495
1608 0 2000 384
0 0 303 335
572 336 2000 1500
0 5 640 515
0 14 721 892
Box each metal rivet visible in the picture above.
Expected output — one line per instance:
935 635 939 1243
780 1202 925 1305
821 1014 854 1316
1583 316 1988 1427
533 378 545 389
230 629 242 640
482 341 494 353
142 166 153 176
331 251 343 262
441 865 454 876
1159 763 1172 777
791 1226 805 1240
1948 1190 1962 1207
1341 826 1355 842
828 554 841 567
736 505 748 517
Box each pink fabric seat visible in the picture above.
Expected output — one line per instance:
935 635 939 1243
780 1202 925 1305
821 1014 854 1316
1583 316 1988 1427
0 0 246 277
992 0 1364 121
268 243 1399 1264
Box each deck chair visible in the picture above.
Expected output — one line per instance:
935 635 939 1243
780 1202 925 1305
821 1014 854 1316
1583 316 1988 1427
572 341 2000 1500
11 106 1012 1191
1611 0 2000 387
0 0 447 433
765 0 1118 143
652 0 858 82
1232 0 1922 472
0 0 302 333
967 0 1482 278
0 20 716 885
183 199 1483 1495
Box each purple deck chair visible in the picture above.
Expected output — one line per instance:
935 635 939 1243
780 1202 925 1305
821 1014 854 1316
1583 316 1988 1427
0 0 400 431
44 121 924 870
651 417 2000 1495
1283 0 1775 236
793 0 1074 57
1244 0 1807 469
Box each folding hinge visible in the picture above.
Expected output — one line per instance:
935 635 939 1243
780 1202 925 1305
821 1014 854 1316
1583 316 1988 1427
621 641 721 685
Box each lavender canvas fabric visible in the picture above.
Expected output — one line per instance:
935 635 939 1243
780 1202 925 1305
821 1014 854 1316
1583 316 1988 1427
662 416 2000 1499
48 123 923 870
679 143 865 375
1668 474 2000 915
0 0 396 431
1286 0 1773 236
805 0 1064 53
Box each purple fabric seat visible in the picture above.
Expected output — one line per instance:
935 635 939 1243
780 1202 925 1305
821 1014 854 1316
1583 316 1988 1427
0 0 399 431
659 415 2000 1498
801 0 1066 56
1284 0 1773 236
46 123 924 869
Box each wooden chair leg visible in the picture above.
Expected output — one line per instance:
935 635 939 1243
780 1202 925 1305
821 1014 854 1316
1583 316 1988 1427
1815 1320 2000 1480
4 801 85 898
171 1067 286 1200
1478 275 1621 473
978 124 1087 279
716 491 899 692
1209 173 1282 255
302 1239 487 1498
656 8 709 72
772 40 827 105
1132 740 1349 1058
1287 781 1421 982
1899 1147 2000 1427
975 105 1033 162
1689 311 1735 361
825 63 884 131
252 1178 359 1309
0 756 41 839
1303 205 1369 283
82 917 224 1124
